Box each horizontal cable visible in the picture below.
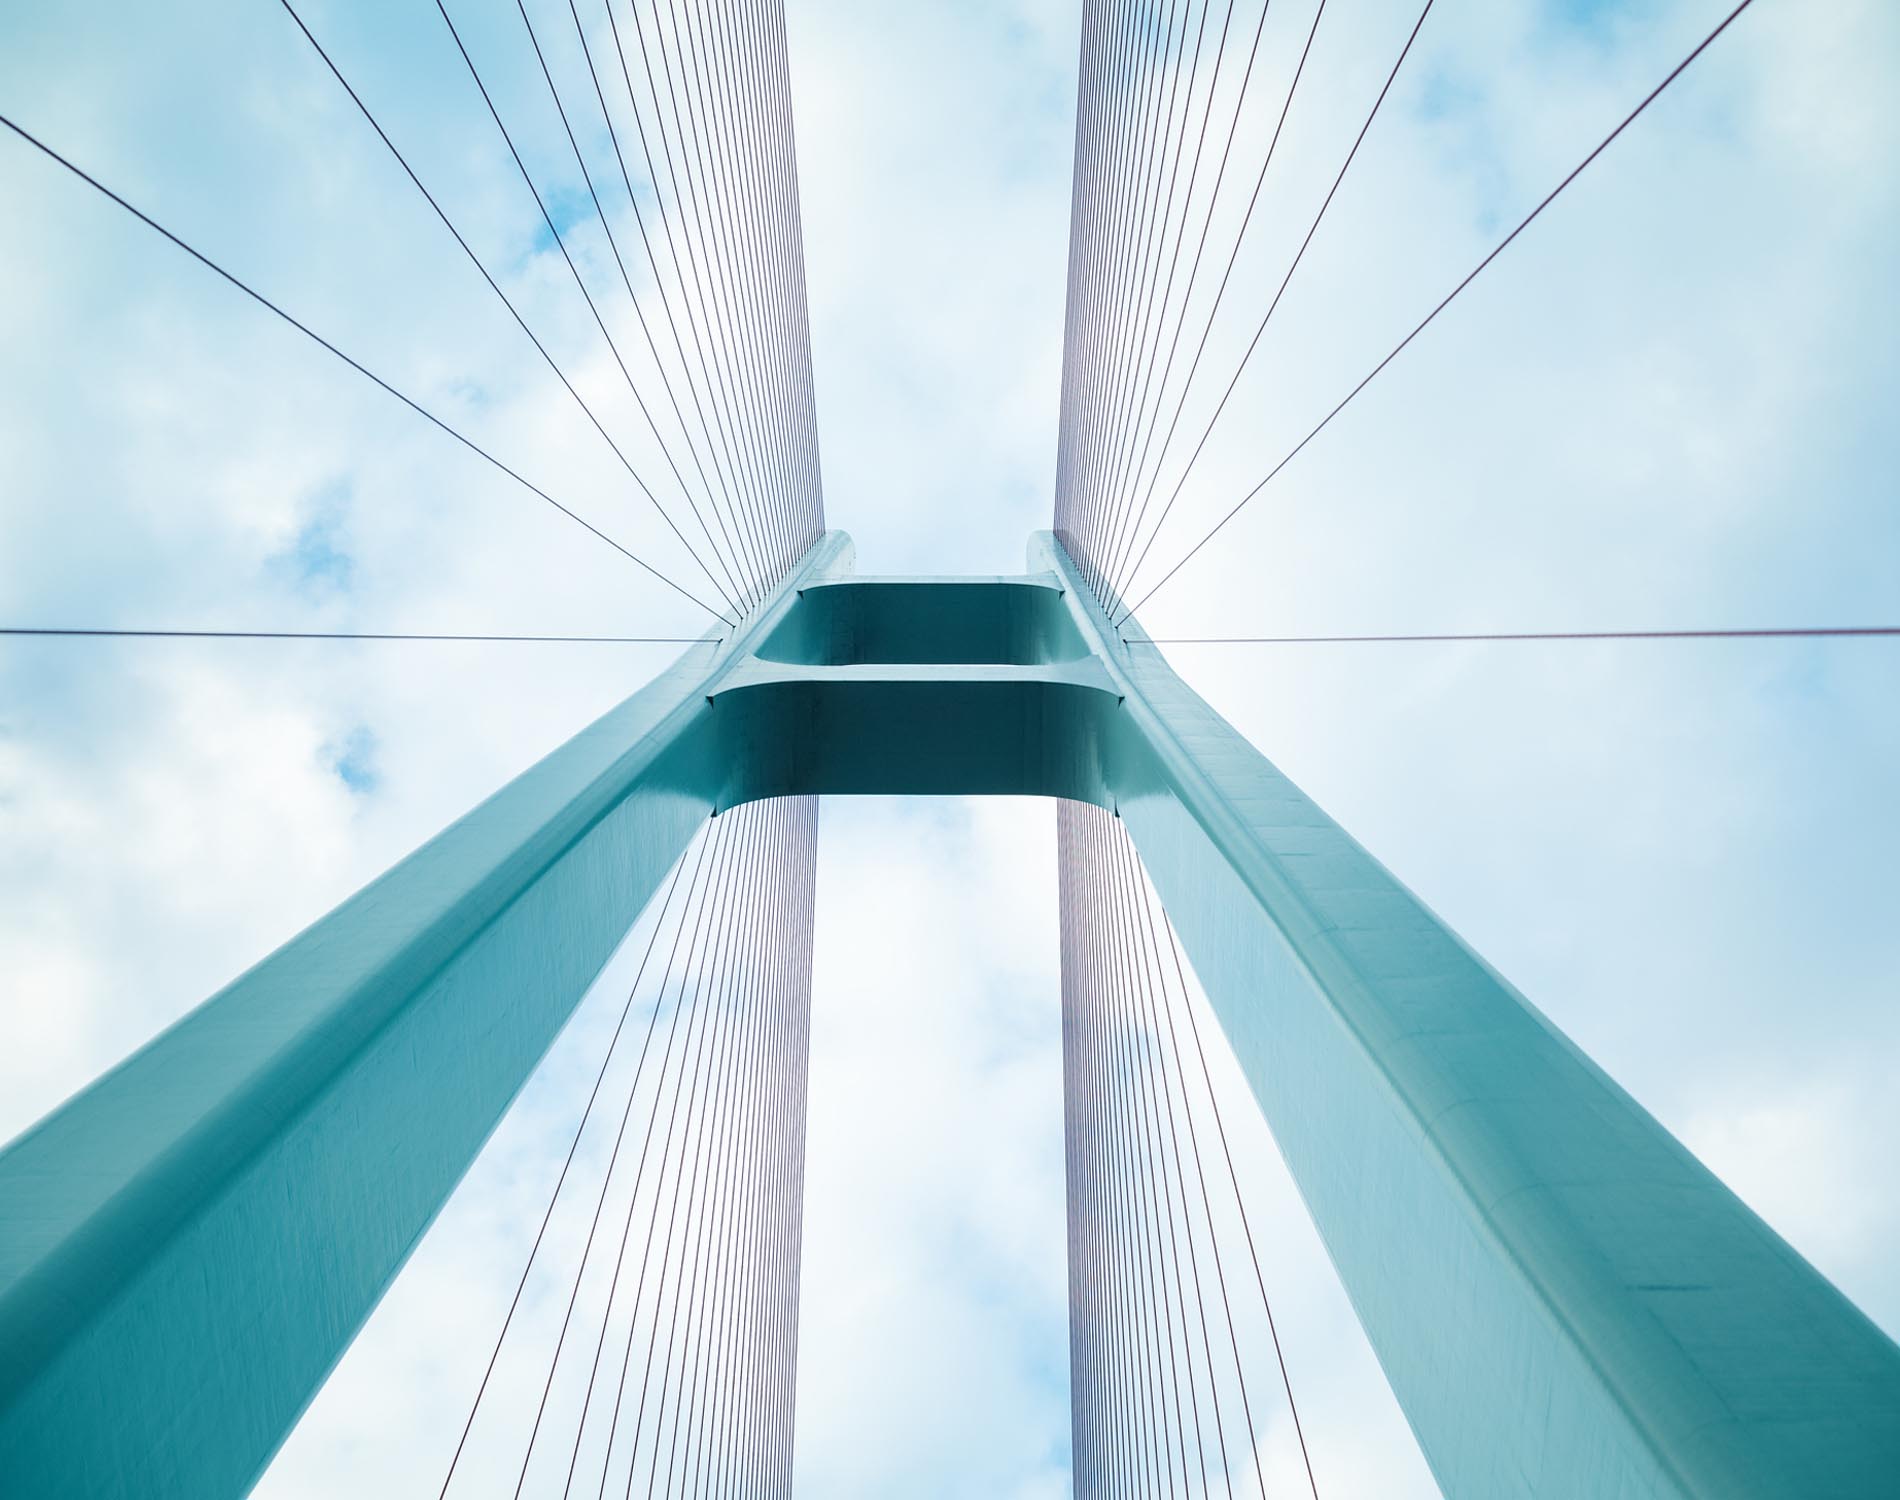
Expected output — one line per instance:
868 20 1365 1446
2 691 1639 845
0 110 733 626
16 621 1882 650
1138 625 1900 645
1118 0 1761 624
0 627 703 644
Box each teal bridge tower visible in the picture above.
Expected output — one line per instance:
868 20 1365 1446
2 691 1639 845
1 535 1897 1497
0 0 1896 1495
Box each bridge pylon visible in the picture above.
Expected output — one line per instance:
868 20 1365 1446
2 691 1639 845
1 532 1895 1498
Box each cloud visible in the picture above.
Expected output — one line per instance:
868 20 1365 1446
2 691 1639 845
270 479 357 595
323 722 380 793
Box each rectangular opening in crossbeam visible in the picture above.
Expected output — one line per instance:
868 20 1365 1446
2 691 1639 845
752 579 1090 666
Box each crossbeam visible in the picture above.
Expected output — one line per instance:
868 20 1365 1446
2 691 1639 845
0 532 1894 1498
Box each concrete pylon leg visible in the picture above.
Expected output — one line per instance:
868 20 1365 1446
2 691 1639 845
1032 532 1900 1500
0 536 854 1500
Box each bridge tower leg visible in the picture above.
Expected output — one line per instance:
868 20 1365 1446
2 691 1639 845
1032 534 1900 1500
0 535 855 1500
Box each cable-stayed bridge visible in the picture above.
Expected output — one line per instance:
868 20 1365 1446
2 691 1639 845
1 2 1896 1498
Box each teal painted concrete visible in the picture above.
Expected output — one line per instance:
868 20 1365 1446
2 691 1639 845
1 530 1895 1498
1026 535 1900 1500
753 576 1090 665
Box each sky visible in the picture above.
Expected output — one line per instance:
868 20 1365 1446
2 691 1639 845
1 0 1897 1496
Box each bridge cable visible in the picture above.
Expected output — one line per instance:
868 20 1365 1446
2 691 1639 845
434 0 749 617
1109 819 1179 1500
678 801 776 1499
782 794 821 1492
1070 811 1122 1492
1122 830 1273 1499
640 804 766 1499
512 810 746 1498
1119 0 1762 623
558 0 762 605
1161 897 1320 1497
1091 0 1240 593
1068 0 1167 590
1067 806 1129 1496
1080 0 1196 581
1107 814 1199 1495
1056 4 1109 562
633 0 784 591
1086 0 1216 574
596 0 777 598
1059 804 1106 1491
761 0 832 572
1066 802 1121 1498
1061 0 1280 604
714 794 813 1500
767 0 833 572
512 0 755 609
436 819 713 1498
678 0 805 585
645 0 789 595
710 805 772 1500
1111 827 1230 1496
1117 0 1435 604
716 0 816 580
749 1 830 568
278 0 743 619
742 795 808 1499
592 805 751 1496
549 814 733 1497
1104 0 1329 597
1058 805 1085 1484
1079 0 1203 587
0 111 731 626
685 0 821 591
1142 624 1900 645
668 802 766 1497
1090 810 1172 1495
20 619 1885 654
555 811 732 1498
1065 804 1329 1494
739 794 810 1497
1052 0 1113 578
604 813 760 1490
0 627 704 643
1056 0 1109 582
1061 0 1162 601
1084 817 1144 1500
1079 0 1184 594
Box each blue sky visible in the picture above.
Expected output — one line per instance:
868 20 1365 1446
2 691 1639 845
1 1 1897 1496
